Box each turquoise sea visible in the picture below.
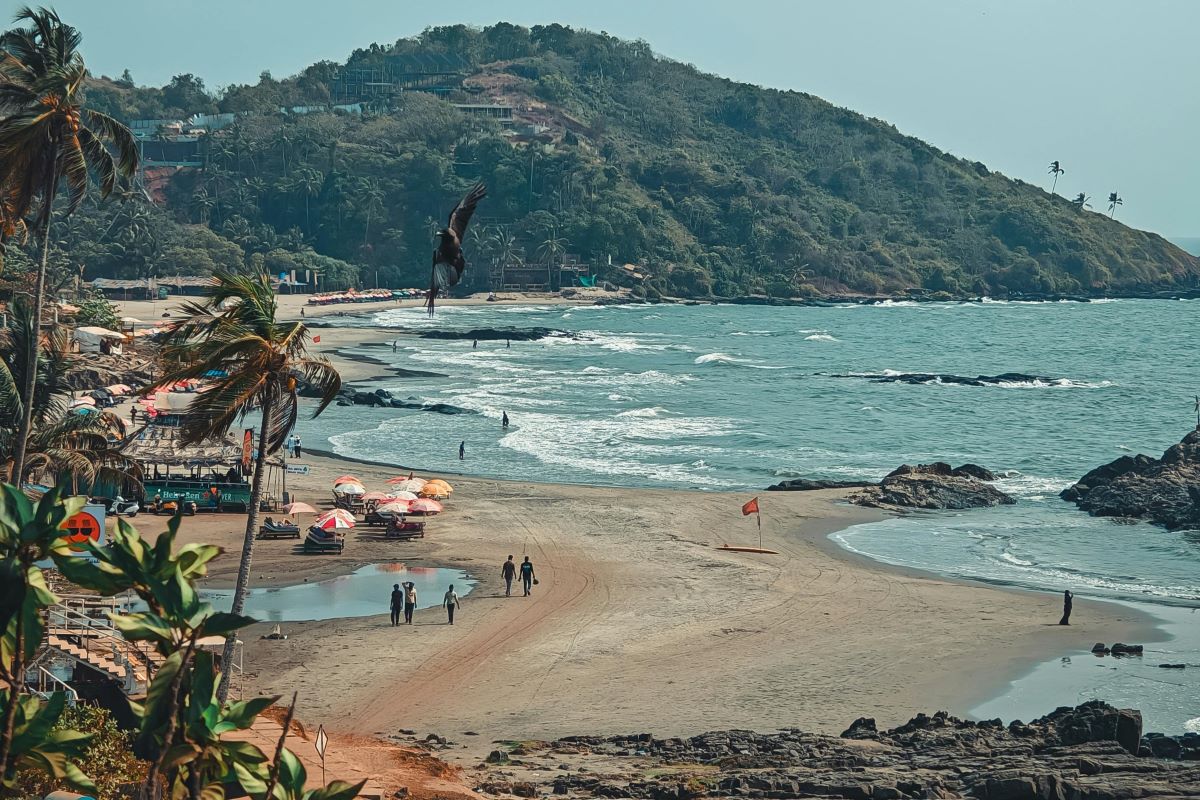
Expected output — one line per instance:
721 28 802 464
295 299 1200 733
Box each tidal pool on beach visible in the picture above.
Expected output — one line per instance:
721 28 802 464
202 563 476 622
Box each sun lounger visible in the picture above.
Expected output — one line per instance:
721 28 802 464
257 520 301 540
385 519 425 540
304 527 345 554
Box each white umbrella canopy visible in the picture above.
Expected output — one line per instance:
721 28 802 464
386 490 419 501
332 483 365 495
387 479 426 493
374 500 412 516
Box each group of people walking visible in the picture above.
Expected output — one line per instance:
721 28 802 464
386 555 537 628
390 581 463 625
283 434 303 458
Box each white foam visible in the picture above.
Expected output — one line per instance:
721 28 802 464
616 406 669 418
695 352 739 365
804 333 839 342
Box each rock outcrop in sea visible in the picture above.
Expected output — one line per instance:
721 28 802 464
1061 429 1200 529
769 463 1015 511
469 702 1199 799
419 327 561 342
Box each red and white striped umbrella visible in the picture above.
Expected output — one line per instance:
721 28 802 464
312 508 356 529
375 500 412 516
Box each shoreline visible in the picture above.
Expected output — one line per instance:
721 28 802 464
111 298 1169 782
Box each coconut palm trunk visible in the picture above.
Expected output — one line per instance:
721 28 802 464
217 396 274 702
12 169 59 483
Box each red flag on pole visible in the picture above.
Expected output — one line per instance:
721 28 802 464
741 497 760 516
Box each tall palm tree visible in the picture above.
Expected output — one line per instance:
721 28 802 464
290 167 322 233
536 230 567 265
1047 160 1064 195
0 6 139 482
1107 191 1123 219
1071 193 1091 211
156 271 341 700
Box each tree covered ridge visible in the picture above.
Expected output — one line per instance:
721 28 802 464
67 22 1200 298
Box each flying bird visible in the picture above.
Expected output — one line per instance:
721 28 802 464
427 182 487 314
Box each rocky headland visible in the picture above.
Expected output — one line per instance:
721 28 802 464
769 463 1015 511
1061 430 1200 529
465 702 1198 800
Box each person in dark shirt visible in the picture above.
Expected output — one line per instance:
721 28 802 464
519 556 536 597
1059 590 1073 625
389 583 403 627
502 411 510 429
501 555 516 597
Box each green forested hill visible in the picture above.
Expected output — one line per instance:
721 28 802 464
29 23 1199 299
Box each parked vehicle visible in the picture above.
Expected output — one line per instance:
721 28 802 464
149 495 197 516
91 495 139 517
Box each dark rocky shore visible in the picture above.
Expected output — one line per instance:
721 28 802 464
1061 430 1200 529
469 702 1199 799
826 372 1067 388
769 463 1015 511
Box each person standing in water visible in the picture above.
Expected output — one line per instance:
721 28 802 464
472 339 477 349
520 556 536 596
389 583 403 627
1059 590 1073 625
404 581 417 625
459 441 465 460
501 555 516 597
502 411 509 429
443 584 460 624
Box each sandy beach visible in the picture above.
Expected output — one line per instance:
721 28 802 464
100 299 1158 793
113 317 1154 745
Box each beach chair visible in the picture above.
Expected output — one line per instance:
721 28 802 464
257 519 301 540
385 518 426 540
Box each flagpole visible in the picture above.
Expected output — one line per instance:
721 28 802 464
757 511 762 550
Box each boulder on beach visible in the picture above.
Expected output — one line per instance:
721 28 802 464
849 462 1015 510
767 478 874 492
1061 429 1200 529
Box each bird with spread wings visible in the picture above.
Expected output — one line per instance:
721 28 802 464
427 182 487 314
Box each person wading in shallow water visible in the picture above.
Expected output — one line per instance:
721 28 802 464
1059 589 1073 625
502 411 509 429
459 440 465 460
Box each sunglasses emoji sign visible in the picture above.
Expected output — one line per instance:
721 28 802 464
60 506 106 555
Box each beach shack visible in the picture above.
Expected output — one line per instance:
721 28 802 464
73 325 125 354
121 424 287 512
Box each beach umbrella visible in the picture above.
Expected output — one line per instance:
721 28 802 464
333 475 361 485
313 509 356 529
69 396 96 408
361 491 391 502
426 479 454 493
375 500 412 515
418 485 448 499
283 501 318 515
409 498 443 515
386 490 418 501
333 483 365 495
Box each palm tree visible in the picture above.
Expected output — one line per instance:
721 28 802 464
290 168 322 233
1107 192 1123 219
1071 193 1091 211
0 298 133 487
1047 160 1064 194
536 230 567 265
156 271 341 700
0 6 139 482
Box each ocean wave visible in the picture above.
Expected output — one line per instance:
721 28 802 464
694 352 788 369
616 406 670 418
608 393 632 401
804 333 839 342
1187 718 1200 734
582 366 613 374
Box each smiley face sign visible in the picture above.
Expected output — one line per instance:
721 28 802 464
60 505 106 555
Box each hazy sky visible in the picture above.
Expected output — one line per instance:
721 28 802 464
31 0 1200 235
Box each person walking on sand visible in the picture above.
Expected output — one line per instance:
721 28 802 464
404 581 417 625
502 411 509 429
285 434 296 458
443 584 460 624
294 436 303 459
390 583 403 627
1059 589 1073 625
501 555 516 597
459 440 465 460
519 555 536 596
